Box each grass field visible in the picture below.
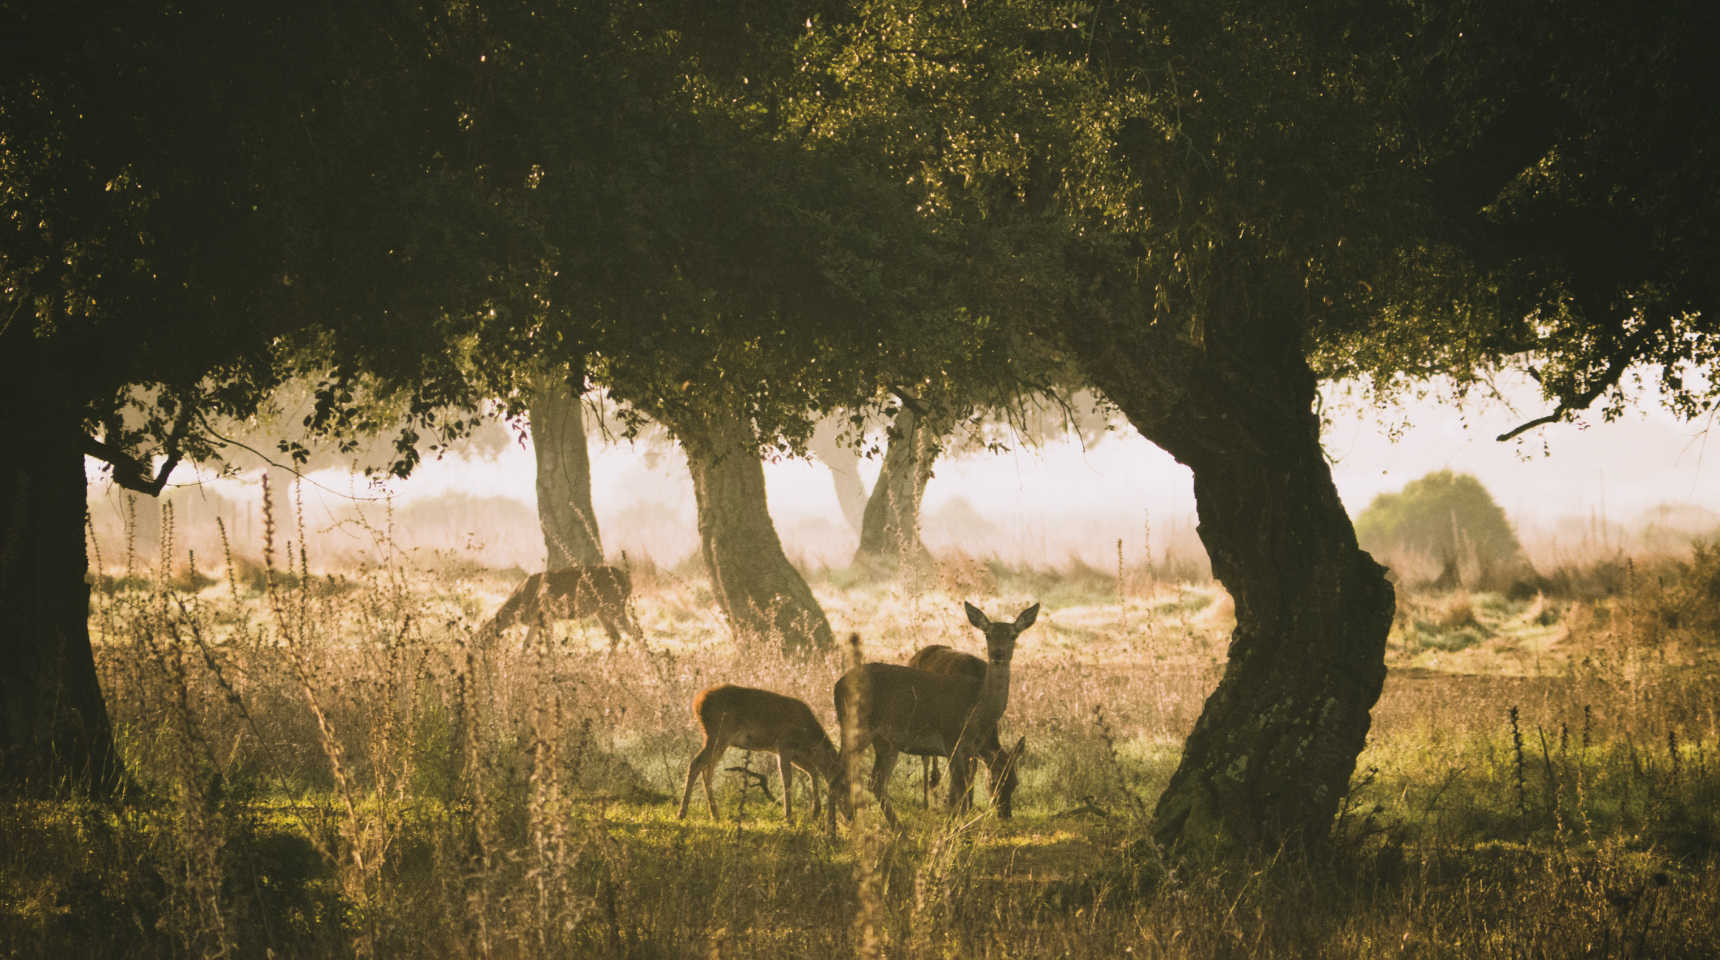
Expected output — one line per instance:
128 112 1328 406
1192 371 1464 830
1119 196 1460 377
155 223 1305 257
4 530 1720 958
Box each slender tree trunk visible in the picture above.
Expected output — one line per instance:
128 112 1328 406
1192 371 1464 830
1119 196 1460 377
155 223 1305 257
1061 271 1394 855
852 406 942 571
0 352 120 796
662 402 835 652
529 379 604 568
809 418 868 535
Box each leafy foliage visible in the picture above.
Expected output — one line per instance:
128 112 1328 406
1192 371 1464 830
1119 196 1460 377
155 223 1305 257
0 1 526 483
1324 0 1720 432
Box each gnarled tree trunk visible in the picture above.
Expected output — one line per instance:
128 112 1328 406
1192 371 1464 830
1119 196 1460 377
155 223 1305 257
852 405 944 572
0 354 120 796
1061 270 1394 855
662 402 835 652
529 379 604 568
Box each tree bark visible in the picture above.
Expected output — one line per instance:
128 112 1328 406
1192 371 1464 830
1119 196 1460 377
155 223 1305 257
808 418 868 535
1060 273 1394 855
662 402 835 652
852 406 942 571
529 381 604 568
0 350 120 796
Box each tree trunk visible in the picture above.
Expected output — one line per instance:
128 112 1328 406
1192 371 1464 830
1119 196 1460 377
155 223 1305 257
852 406 942 571
0 356 120 796
663 402 835 652
529 381 604 568
1061 275 1394 855
808 418 868 535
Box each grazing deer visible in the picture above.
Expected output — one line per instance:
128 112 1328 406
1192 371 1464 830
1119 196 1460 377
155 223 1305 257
679 684 840 825
479 565 643 647
832 602 1039 825
906 644 1027 819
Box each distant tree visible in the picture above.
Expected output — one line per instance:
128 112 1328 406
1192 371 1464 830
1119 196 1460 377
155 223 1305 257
808 416 870 536
851 394 959 574
526 366 604 569
849 377 1095 574
1355 471 1537 592
489 4 1019 650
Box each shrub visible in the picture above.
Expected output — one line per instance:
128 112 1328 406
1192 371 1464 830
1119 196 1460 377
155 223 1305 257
1357 470 1539 593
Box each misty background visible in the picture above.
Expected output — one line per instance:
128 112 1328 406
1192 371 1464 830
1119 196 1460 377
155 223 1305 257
86 375 1719 580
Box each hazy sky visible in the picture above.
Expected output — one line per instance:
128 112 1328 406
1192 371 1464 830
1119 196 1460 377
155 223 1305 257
101 375 1718 571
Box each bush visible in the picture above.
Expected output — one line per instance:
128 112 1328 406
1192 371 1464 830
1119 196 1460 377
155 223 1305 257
1357 470 1540 593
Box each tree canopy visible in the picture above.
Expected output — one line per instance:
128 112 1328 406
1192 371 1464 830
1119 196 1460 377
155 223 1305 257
0 1 533 486
6 0 1716 850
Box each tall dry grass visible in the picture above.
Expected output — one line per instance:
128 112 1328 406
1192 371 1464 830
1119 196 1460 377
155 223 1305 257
4 499 1720 958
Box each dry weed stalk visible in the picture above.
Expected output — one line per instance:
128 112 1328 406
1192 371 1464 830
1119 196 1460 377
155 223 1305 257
840 633 885 960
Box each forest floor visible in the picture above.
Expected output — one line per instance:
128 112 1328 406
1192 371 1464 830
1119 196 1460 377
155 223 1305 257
4 544 1720 958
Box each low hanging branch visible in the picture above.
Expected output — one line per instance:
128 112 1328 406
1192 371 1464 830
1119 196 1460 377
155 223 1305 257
79 403 197 496
1496 310 1677 442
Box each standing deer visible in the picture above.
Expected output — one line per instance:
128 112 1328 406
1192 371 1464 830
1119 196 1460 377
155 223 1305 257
906 644 1027 819
679 685 840 825
832 602 1039 825
479 565 644 647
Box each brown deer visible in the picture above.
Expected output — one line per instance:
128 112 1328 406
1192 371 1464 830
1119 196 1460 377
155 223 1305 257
679 684 841 825
479 565 643 647
906 644 1027 819
832 602 1038 825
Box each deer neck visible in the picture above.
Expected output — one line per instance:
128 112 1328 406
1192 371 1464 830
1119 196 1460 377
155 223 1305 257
969 659 1012 732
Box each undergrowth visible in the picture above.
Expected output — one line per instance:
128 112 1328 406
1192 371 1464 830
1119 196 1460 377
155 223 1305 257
5 516 1720 958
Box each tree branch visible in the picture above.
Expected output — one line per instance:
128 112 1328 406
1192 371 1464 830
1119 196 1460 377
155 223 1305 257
80 401 197 496
888 386 929 416
1496 311 1674 442
80 435 182 496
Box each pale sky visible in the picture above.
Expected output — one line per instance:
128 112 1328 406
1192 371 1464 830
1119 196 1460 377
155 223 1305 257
94 375 1719 572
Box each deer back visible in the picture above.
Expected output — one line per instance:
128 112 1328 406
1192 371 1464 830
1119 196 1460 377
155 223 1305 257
907 645 987 680
836 663 985 755
539 565 632 618
695 685 838 772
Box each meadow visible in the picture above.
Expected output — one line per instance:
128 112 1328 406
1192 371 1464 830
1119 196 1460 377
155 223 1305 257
4 515 1720 959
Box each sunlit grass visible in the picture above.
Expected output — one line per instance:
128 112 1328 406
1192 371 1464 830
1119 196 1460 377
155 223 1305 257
7 538 1720 957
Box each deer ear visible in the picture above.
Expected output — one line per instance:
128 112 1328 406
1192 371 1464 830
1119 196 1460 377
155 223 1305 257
964 601 991 630
1014 603 1040 630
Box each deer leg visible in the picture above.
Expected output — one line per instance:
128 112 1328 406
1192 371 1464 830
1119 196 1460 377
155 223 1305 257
777 751 796 824
680 740 719 820
597 613 623 648
870 747 901 826
832 732 873 826
702 746 727 818
947 748 974 815
781 747 822 820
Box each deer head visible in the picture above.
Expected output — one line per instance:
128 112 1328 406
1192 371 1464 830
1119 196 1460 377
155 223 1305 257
963 601 1039 664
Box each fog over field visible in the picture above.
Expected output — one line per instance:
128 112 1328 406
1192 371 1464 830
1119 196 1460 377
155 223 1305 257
88 377 1719 576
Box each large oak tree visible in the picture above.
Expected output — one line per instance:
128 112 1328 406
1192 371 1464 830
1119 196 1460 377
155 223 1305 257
0 0 524 793
781 0 1713 853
